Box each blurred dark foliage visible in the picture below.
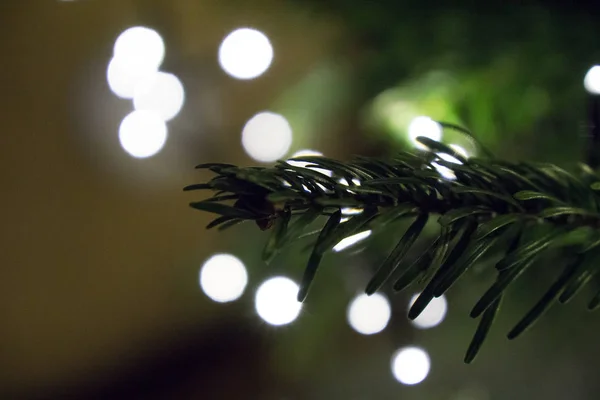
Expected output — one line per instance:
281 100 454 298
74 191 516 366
6 319 288 400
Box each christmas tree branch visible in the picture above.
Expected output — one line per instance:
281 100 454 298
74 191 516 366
185 132 600 363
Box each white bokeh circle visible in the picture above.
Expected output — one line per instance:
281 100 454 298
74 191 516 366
241 112 292 162
255 276 302 326
218 28 274 80
118 110 167 158
346 293 391 335
391 347 431 385
199 253 248 303
133 72 185 121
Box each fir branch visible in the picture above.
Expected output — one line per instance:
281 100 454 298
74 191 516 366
185 134 600 363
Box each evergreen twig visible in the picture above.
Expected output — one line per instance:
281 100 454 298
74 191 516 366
185 132 600 363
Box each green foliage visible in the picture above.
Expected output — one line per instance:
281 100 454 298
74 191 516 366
185 128 600 364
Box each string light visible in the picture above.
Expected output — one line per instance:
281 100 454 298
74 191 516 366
391 347 431 385
409 293 448 329
133 72 185 121
347 293 391 335
218 28 274 80
408 116 442 150
118 110 167 158
255 276 302 326
199 254 248 303
242 112 293 163
584 65 600 95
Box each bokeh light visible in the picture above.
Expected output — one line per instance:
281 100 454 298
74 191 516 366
218 28 274 80
106 57 157 99
449 144 469 159
255 276 302 326
113 26 165 70
133 72 185 121
408 116 443 149
438 144 469 165
118 110 167 158
333 230 372 252
391 347 431 385
409 293 448 329
242 112 293 162
584 65 600 95
346 293 391 335
199 253 248 303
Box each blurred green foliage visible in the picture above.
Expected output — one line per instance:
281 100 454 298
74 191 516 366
286 1 600 162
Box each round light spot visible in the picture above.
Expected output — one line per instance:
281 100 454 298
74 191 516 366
255 276 302 326
106 57 158 99
242 112 292 163
218 28 274 80
347 293 391 335
409 293 448 329
408 116 442 150
118 110 167 158
584 65 600 95
133 72 185 121
333 230 372 252
199 253 248 303
391 347 431 385
113 26 165 70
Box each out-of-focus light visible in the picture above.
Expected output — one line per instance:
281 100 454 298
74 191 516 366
333 230 372 252
255 276 302 326
408 116 442 150
199 253 248 303
438 144 469 165
106 57 157 99
391 347 431 385
409 293 448 329
432 162 456 180
438 153 462 164
133 72 185 121
218 28 273 80
113 26 165 70
242 112 292 163
584 65 600 95
288 149 332 177
347 293 391 335
449 144 469 159
118 110 167 158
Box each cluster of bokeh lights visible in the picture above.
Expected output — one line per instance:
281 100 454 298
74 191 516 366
215 27 294 164
218 28 274 80
106 26 185 159
98 17 600 392
198 249 446 386
194 23 478 388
